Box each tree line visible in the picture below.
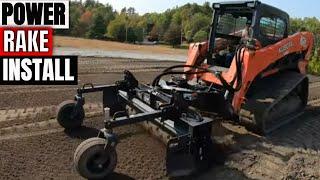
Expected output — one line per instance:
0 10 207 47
56 0 213 46
291 18 320 74
55 0 319 73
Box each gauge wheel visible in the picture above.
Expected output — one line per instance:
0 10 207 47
57 100 85 129
74 137 117 179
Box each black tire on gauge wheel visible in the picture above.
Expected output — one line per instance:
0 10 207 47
74 137 117 180
57 100 85 129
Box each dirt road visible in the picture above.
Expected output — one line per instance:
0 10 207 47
0 57 320 179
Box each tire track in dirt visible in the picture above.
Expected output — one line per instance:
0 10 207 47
79 67 171 74
0 103 104 140
309 81 320 89
0 87 76 95
308 98 320 106
308 81 320 101
77 57 181 75
220 100 320 180
0 103 103 128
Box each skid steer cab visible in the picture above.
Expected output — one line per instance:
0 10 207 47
56 1 314 179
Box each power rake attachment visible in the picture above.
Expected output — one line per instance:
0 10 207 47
57 69 232 179
57 1 315 178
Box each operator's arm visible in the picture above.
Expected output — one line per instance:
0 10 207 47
242 28 249 39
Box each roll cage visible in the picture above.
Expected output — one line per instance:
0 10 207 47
208 0 290 59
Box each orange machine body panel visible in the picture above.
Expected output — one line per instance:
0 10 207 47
185 32 314 113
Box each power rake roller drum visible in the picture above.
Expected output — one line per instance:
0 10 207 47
57 100 85 129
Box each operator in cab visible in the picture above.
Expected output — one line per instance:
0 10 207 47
242 20 253 39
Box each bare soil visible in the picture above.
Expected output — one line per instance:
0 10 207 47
0 57 320 179
54 36 187 56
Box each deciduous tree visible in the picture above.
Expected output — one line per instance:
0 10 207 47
164 22 181 47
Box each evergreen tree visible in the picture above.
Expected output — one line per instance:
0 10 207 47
87 13 107 39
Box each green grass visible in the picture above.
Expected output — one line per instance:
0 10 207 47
308 52 320 75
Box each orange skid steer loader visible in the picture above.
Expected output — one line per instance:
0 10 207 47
57 1 314 179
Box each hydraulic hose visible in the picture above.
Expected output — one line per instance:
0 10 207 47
152 46 245 93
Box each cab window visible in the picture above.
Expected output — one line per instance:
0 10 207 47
260 17 286 40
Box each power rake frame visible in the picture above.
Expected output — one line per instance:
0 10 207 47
58 45 247 179
56 1 315 178
61 70 225 179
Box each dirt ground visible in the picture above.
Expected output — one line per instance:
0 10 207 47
0 57 320 179
54 36 187 56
